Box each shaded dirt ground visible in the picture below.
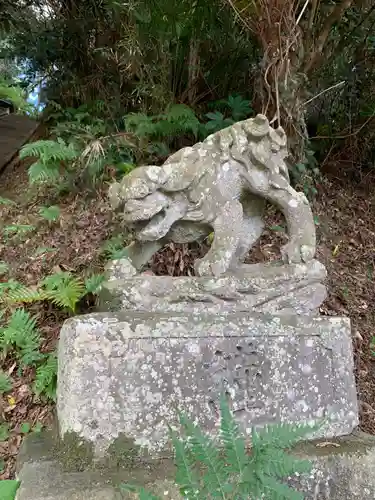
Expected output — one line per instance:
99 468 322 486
0 153 375 477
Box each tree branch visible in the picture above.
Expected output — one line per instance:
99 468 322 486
304 0 354 74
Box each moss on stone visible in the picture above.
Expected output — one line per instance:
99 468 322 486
55 431 95 472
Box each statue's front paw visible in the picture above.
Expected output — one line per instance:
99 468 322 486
281 241 315 264
300 244 315 262
194 258 212 277
194 256 229 277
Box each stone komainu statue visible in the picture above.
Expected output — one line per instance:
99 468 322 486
108 114 316 277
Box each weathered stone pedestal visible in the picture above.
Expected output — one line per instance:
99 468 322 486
56 311 357 458
15 261 371 499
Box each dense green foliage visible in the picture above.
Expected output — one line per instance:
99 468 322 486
122 395 318 499
0 269 106 401
1 0 373 178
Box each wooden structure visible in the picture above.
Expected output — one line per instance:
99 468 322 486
0 114 39 173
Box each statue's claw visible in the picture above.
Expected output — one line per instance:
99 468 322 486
281 240 315 264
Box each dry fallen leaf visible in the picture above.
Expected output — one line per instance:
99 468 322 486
6 396 16 409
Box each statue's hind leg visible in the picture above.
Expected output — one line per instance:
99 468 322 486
229 195 266 269
194 200 243 277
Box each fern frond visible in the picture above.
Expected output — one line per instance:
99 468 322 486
179 413 229 498
0 279 23 297
0 82 28 109
19 345 46 367
259 447 311 478
101 236 128 260
27 160 61 185
163 104 200 136
0 262 9 275
39 205 60 222
20 139 79 163
260 474 304 500
41 272 85 311
3 224 35 238
125 112 156 137
0 308 41 362
219 394 248 476
0 370 12 394
4 285 43 304
33 353 57 401
84 273 106 294
170 429 200 499
252 421 320 451
125 104 200 140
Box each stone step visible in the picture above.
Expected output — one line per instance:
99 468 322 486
15 431 375 499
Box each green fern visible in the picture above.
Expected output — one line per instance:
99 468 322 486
0 279 24 298
120 485 161 500
0 370 12 394
41 272 85 312
0 81 30 112
123 395 316 499
0 261 9 275
85 273 106 294
3 224 35 239
125 104 200 141
39 205 61 222
20 139 80 186
33 353 57 401
214 94 253 121
3 284 43 305
20 139 79 163
101 236 129 260
179 411 229 497
219 394 247 476
27 160 61 185
0 308 43 366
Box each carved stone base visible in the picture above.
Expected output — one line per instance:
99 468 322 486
99 258 327 316
57 311 357 459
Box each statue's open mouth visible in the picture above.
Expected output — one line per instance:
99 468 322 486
124 204 169 242
123 195 167 222
122 190 193 242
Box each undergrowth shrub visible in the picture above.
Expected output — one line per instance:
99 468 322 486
20 102 135 189
122 395 317 499
0 79 34 114
101 235 129 260
125 103 201 161
203 94 253 135
289 145 320 199
33 353 57 401
125 96 253 163
0 270 106 401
